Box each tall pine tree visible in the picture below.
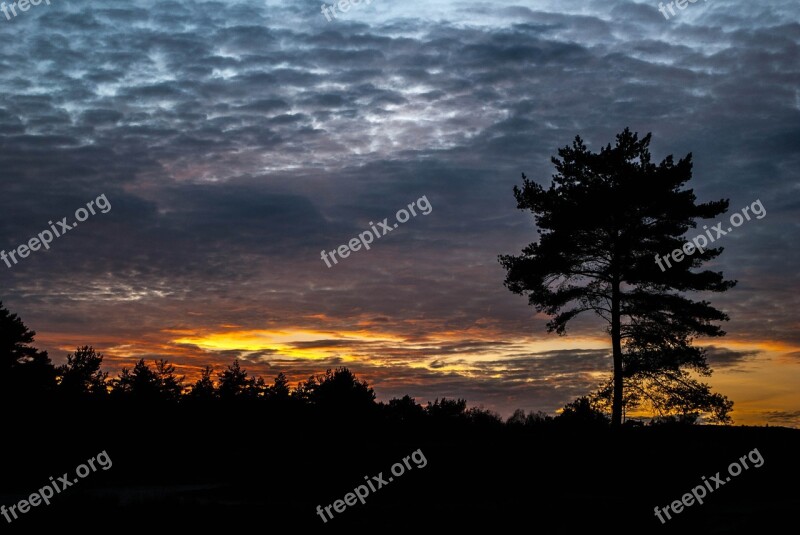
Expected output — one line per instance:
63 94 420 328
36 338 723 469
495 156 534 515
499 129 735 426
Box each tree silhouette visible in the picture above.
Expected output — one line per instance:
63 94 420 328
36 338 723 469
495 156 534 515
0 301 56 401
386 395 425 422
465 406 503 426
112 358 183 402
112 359 158 399
188 365 217 401
251 376 267 399
590 367 733 424
57 345 108 399
297 367 375 411
506 408 528 427
499 129 735 426
425 397 467 419
506 408 552 427
218 359 259 400
266 372 290 401
155 359 185 402
557 396 610 426
292 374 318 404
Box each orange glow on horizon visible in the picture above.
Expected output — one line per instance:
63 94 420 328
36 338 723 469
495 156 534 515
33 325 800 426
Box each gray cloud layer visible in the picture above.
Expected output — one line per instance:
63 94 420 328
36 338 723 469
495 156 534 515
0 0 797 417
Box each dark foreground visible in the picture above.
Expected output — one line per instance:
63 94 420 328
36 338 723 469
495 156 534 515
2 404 798 533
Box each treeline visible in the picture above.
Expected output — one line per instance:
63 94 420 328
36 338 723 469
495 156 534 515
1 301 697 427
9 341 641 429
20 344 557 425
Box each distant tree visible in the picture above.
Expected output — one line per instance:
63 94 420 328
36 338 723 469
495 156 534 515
499 128 735 426
507 408 528 427
250 376 267 399
292 375 318 404
112 359 159 399
266 372 291 401
57 345 108 399
386 395 425 422
425 397 467 419
465 406 503 426
524 410 553 426
297 368 376 410
507 408 553 427
649 413 700 426
316 367 375 408
0 301 56 400
188 366 217 400
218 360 255 400
154 359 185 402
112 359 182 402
557 396 609 426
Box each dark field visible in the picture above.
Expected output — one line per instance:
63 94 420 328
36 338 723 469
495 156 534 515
3 405 797 533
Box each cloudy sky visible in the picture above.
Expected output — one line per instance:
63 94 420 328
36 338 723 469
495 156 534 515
0 0 798 424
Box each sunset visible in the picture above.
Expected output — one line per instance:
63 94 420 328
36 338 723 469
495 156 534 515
1 0 798 530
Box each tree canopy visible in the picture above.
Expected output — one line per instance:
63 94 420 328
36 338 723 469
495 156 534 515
0 301 56 402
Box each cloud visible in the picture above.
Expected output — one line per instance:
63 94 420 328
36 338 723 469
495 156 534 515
0 0 797 419
762 410 800 428
704 346 760 369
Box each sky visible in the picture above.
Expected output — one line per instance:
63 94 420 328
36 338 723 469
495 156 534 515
0 0 798 425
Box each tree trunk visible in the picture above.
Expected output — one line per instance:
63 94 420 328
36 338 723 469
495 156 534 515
611 277 623 427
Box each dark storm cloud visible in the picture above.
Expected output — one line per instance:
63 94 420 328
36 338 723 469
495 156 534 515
0 0 797 416
704 345 760 369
